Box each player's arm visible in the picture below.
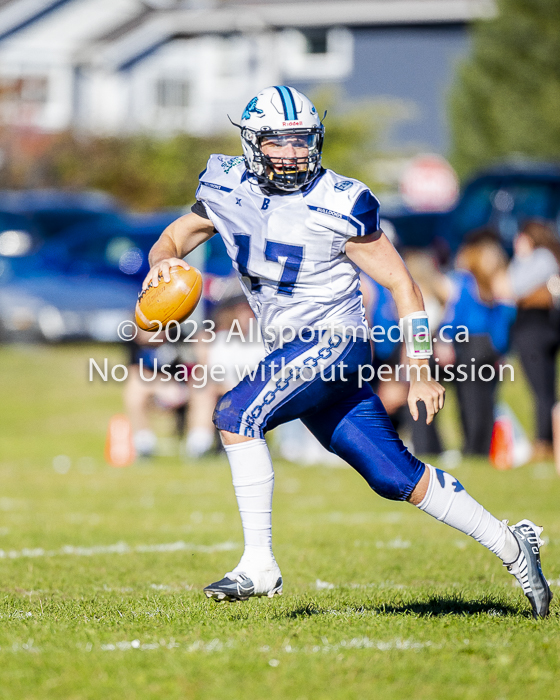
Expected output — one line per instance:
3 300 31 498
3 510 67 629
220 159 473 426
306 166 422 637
144 212 216 289
346 232 445 424
347 232 424 315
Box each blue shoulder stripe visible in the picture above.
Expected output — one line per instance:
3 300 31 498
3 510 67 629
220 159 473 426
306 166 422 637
307 204 374 238
274 86 297 121
307 205 351 224
350 189 381 238
199 180 233 193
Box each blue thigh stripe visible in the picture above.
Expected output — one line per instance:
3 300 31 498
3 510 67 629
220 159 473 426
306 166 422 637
213 333 371 438
274 86 297 121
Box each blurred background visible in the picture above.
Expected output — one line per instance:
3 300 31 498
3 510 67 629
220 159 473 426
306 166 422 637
1 0 560 469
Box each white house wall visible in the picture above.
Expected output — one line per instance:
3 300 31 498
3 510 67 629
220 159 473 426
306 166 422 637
93 29 353 136
78 69 131 134
280 28 353 82
0 0 484 148
0 0 143 130
99 33 282 136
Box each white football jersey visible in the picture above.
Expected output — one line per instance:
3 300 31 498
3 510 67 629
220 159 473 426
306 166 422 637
196 155 381 351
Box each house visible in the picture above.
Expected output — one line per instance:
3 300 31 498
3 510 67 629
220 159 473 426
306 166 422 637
0 0 495 150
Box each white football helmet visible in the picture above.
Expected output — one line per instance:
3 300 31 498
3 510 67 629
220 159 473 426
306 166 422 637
237 86 324 192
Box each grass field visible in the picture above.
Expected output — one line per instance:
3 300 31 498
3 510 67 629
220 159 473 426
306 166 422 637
0 343 559 700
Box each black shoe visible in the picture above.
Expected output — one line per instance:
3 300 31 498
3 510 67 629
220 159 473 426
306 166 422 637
204 570 283 602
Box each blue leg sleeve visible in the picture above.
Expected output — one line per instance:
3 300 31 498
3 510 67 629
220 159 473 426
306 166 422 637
303 390 426 501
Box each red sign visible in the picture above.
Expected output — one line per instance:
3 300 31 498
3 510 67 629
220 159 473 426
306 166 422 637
400 154 459 212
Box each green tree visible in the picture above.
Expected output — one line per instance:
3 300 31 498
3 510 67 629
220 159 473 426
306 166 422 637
312 88 410 190
0 91 407 209
40 131 238 210
449 0 560 179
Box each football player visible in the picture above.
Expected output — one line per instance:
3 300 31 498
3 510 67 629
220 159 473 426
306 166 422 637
144 87 551 617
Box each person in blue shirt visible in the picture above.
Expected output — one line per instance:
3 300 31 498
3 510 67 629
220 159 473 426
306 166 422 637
441 230 516 455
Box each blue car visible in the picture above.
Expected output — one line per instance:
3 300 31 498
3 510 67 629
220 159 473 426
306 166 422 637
0 189 121 241
0 209 182 342
450 161 560 251
379 161 560 255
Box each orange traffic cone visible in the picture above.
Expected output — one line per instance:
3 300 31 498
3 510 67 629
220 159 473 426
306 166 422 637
489 417 513 470
105 414 135 467
489 403 532 470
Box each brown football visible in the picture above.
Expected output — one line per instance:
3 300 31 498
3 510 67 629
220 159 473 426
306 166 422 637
135 265 203 331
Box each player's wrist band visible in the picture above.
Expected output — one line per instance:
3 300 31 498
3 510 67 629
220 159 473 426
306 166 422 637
399 311 433 359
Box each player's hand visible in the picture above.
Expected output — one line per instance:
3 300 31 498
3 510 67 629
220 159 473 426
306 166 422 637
143 257 190 289
408 361 445 424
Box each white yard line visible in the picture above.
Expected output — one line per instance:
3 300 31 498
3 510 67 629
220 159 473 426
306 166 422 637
98 636 443 654
0 541 238 560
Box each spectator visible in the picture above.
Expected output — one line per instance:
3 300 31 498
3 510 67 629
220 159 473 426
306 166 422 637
441 229 516 455
509 219 560 460
358 225 408 434
185 292 265 458
124 329 189 458
360 248 451 456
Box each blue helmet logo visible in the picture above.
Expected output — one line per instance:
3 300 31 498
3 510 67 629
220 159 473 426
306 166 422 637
242 96 264 121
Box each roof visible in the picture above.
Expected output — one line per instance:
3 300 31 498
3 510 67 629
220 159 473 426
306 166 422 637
0 0 495 76
81 0 495 70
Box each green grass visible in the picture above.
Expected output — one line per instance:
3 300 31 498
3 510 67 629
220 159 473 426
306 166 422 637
0 344 558 700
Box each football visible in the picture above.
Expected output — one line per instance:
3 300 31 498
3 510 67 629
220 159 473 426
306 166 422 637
135 265 203 331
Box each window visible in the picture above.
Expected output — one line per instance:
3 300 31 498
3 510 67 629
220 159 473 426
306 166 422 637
155 79 189 108
280 28 353 81
302 28 328 55
0 76 48 103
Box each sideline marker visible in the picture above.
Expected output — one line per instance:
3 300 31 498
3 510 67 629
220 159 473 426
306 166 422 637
489 417 513 470
490 403 532 470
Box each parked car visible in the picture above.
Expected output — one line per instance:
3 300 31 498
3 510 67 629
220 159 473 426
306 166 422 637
380 161 560 255
450 161 560 251
0 189 121 240
0 210 182 342
378 202 455 253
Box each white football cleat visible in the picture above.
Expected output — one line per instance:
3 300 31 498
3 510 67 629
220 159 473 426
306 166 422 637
505 519 553 619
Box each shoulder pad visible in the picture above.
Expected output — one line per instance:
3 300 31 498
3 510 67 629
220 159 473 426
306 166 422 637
197 154 246 198
323 170 364 200
308 170 380 238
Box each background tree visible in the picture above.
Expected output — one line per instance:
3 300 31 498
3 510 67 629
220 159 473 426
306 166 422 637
34 131 239 211
312 88 409 191
0 91 408 209
449 0 560 179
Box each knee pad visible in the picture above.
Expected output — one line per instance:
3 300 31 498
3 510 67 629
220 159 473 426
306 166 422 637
213 389 242 431
212 389 265 439
330 396 425 501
